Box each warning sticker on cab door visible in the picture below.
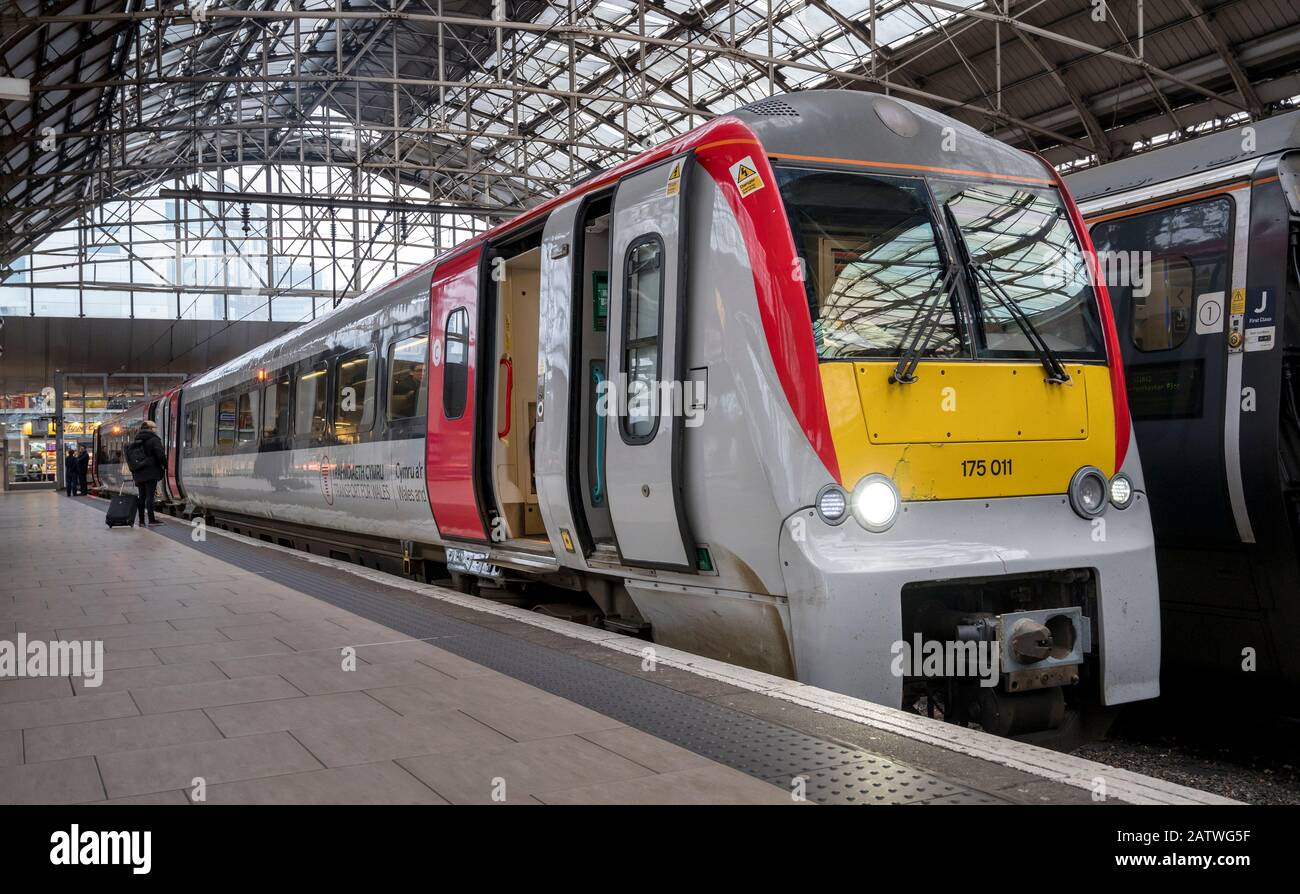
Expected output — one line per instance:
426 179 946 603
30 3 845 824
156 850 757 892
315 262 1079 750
728 155 765 197
665 160 682 197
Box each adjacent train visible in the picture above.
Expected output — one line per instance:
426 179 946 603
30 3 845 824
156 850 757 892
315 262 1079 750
1067 110 1300 707
94 90 1160 740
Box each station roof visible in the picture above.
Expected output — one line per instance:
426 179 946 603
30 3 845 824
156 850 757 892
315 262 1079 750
3 0 1300 268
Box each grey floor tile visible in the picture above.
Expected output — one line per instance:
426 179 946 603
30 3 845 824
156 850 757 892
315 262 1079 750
72 661 229 694
97 731 323 798
0 690 138 731
578 726 715 774
24 709 224 762
130 673 302 714
278 659 455 696
291 709 514 767
461 696 625 741
0 675 74 705
397 735 653 805
204 691 397 737
153 637 294 665
0 756 105 804
202 761 448 805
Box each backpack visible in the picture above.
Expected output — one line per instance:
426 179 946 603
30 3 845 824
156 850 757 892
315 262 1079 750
124 439 151 473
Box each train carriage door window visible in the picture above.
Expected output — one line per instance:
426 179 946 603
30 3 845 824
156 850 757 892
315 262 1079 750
262 375 290 440
236 390 259 446
388 333 428 421
604 153 696 571
183 409 199 450
201 402 216 451
621 236 664 442
334 351 376 439
443 308 470 419
295 364 328 437
216 397 237 449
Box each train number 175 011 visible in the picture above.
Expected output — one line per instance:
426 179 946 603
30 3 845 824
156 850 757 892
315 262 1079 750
961 458 1013 478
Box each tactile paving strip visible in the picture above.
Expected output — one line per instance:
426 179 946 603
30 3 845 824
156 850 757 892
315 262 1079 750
142 516 999 805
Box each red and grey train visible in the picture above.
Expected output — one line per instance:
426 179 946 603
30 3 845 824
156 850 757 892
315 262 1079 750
95 90 1160 739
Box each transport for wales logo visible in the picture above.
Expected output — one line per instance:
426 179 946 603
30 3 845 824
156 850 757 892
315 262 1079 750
320 453 334 505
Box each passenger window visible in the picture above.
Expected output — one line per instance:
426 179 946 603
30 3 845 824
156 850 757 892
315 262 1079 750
184 409 199 449
335 351 376 437
262 376 290 439
295 365 328 437
443 309 470 420
201 403 216 449
1090 197 1232 353
388 333 429 421
236 391 259 445
622 236 664 441
217 397 237 448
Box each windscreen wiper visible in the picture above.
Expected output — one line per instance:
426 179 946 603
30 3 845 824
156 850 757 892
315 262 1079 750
939 202 1070 385
969 262 1071 384
890 265 960 385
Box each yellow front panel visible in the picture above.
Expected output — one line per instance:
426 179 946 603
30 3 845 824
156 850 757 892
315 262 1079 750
821 361 1116 500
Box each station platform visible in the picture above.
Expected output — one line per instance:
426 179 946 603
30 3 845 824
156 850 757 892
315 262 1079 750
0 490 1234 806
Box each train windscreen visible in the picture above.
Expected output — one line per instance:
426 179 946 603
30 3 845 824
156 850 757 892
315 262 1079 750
776 165 1106 363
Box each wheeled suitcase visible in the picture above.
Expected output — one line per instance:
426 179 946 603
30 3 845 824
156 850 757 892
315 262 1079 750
105 494 138 528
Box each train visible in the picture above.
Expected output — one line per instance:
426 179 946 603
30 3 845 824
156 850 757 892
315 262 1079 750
93 90 1160 743
1066 110 1300 708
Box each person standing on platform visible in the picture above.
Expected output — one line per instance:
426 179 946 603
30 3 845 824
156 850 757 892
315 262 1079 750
124 421 166 527
64 448 79 497
75 445 90 495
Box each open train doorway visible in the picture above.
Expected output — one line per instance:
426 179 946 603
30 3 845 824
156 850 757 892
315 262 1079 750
487 235 547 544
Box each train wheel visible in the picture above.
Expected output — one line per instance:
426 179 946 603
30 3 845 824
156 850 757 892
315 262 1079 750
1017 706 1119 752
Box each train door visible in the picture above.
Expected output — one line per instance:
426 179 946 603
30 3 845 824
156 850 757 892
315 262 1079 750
603 154 697 571
1089 191 1243 545
165 389 183 503
485 229 547 543
535 192 617 563
425 248 489 542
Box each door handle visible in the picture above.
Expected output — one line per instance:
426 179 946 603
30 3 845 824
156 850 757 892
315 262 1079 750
497 355 514 439
592 366 606 505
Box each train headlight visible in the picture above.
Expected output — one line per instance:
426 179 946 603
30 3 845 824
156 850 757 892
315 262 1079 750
1109 473 1133 509
815 484 849 526
1068 466 1108 519
851 474 900 533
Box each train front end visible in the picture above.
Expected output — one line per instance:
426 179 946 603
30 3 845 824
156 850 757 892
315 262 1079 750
738 93 1160 738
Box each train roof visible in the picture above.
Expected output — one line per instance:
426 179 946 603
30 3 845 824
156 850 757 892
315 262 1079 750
1065 108 1300 202
731 90 1053 186
177 90 1058 396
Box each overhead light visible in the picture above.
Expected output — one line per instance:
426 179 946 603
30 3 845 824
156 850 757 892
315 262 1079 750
0 78 30 102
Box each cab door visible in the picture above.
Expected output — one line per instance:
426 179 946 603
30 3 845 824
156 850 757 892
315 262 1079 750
426 248 489 541
1089 193 1240 545
603 154 696 571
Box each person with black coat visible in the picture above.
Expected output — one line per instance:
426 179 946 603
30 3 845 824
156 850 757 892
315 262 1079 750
124 420 167 527
75 445 90 495
64 448 78 497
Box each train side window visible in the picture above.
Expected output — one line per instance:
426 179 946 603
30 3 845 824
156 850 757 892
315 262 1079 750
1090 196 1233 353
183 409 199 449
388 333 429 421
295 364 329 437
621 235 664 442
443 309 470 420
201 402 216 451
335 350 376 438
236 390 259 446
262 376 290 439
216 397 237 449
